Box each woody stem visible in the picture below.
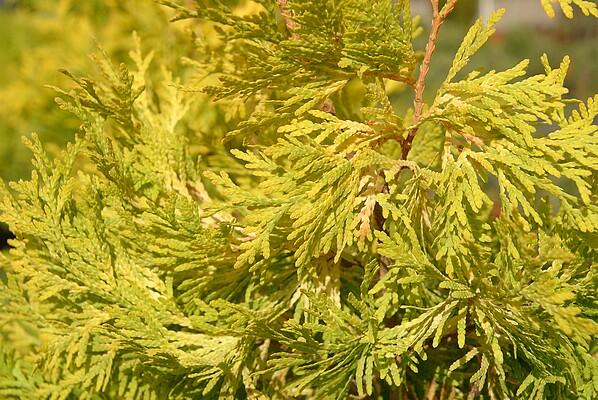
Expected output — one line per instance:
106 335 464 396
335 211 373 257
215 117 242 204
402 0 458 159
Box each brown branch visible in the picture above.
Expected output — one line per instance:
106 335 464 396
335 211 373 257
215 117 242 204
426 379 438 400
276 0 299 39
375 2 459 283
401 0 458 160
378 72 417 87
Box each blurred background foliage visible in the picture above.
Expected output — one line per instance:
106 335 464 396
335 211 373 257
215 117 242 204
0 0 596 247
0 0 196 183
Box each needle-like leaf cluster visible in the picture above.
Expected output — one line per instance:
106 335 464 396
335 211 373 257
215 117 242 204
1 1 596 399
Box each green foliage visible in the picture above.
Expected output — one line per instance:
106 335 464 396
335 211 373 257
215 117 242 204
1 1 597 399
0 0 192 182
540 0 598 18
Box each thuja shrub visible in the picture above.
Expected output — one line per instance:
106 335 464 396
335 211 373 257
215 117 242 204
1 0 597 399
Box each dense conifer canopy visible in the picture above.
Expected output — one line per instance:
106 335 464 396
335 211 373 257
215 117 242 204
1 1 597 399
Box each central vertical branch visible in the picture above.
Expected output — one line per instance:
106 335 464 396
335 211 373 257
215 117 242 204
401 0 458 160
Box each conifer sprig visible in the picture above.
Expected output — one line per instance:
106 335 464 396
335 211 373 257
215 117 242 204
0 0 596 399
